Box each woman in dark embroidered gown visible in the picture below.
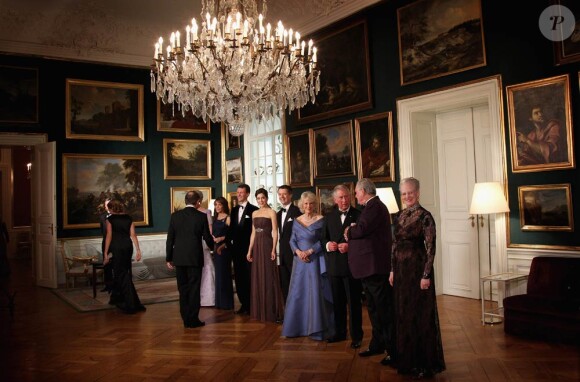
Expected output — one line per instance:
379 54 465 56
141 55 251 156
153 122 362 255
212 197 234 310
389 177 445 379
282 191 334 340
103 199 146 314
247 188 284 322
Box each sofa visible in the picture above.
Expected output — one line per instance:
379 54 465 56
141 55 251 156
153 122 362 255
503 256 580 344
59 233 174 284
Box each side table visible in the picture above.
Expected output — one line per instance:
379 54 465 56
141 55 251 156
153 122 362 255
92 262 105 298
480 272 528 325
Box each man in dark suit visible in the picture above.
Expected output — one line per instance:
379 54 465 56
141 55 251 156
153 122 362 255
321 184 363 349
276 185 301 302
225 184 258 314
345 178 395 367
99 198 113 292
166 191 214 328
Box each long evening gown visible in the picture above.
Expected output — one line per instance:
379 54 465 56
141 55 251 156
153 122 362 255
107 214 145 314
249 217 284 322
391 205 445 376
199 208 215 307
282 218 334 340
213 216 234 310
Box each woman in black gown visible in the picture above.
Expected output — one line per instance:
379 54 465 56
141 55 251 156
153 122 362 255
389 177 445 379
212 197 234 310
103 199 146 314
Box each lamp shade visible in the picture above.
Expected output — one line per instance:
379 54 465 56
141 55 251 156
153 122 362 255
376 187 399 214
469 182 510 215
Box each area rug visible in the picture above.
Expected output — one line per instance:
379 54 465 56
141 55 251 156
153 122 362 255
52 278 179 313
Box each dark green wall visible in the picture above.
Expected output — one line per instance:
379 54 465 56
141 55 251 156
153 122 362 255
286 0 580 249
1 0 579 249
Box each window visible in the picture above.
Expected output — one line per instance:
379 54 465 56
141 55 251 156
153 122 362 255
243 117 285 207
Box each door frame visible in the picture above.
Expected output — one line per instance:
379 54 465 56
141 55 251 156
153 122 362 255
396 76 509 279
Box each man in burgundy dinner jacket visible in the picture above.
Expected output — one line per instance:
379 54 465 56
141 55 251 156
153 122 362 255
344 178 396 367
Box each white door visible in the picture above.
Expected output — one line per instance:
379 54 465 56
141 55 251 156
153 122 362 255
436 106 492 299
33 142 57 288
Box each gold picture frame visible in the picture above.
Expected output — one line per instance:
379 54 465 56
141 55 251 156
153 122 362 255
285 130 313 187
227 191 239 210
506 74 574 173
397 0 486 85
62 153 148 229
156 100 210 133
65 79 144 141
355 112 395 182
170 187 212 213
518 184 573 232
312 121 356 179
163 138 212 180
316 183 354 216
552 0 580 65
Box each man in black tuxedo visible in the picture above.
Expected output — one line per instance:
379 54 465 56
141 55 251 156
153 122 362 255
321 184 363 349
276 185 301 302
225 184 258 314
166 191 214 328
345 178 395 367
99 198 113 292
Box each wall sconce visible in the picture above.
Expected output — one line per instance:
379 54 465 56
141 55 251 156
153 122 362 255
26 162 32 180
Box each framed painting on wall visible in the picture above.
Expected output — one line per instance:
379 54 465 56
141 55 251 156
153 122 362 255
157 101 210 133
170 186 212 212
285 130 313 187
0 65 38 123
226 125 241 150
226 157 243 184
227 191 239 210
62 154 148 229
316 183 354 216
552 0 580 65
518 184 573 232
65 79 144 141
355 112 395 182
297 19 372 124
163 138 211 180
313 121 355 179
397 0 486 85
506 74 574 173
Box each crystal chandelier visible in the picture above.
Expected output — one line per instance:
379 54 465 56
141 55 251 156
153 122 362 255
150 0 320 136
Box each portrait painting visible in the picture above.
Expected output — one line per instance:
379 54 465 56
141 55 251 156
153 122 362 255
316 183 354 216
163 139 211 180
297 19 372 124
66 79 144 141
355 112 395 182
518 184 573 232
553 0 580 65
285 130 313 187
397 0 486 85
227 191 238 210
157 101 210 133
62 154 148 229
226 127 241 150
226 157 243 184
313 121 355 179
170 187 212 213
0 65 38 123
506 74 574 173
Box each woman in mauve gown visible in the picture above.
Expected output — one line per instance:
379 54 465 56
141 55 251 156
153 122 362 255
389 177 445 379
246 188 284 322
212 197 234 310
282 191 334 340
196 191 215 307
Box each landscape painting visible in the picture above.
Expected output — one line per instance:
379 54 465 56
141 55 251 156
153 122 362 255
0 65 38 123
157 101 210 133
66 79 144 141
163 139 211 180
171 187 212 212
226 157 243 184
397 0 486 85
313 121 355 179
518 184 573 232
63 154 148 229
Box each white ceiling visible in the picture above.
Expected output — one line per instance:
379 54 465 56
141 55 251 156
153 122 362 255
0 0 381 68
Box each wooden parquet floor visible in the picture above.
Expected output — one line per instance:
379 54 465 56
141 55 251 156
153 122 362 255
1 259 579 381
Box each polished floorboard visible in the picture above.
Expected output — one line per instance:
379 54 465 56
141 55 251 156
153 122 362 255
1 259 578 381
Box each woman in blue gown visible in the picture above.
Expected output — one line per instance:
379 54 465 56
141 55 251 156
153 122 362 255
282 191 334 340
212 197 234 310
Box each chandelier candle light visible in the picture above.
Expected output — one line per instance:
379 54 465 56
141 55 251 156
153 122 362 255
151 0 320 136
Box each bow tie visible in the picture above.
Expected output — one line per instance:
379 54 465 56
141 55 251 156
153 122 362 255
239 205 244 210
340 211 348 217
281 208 287 213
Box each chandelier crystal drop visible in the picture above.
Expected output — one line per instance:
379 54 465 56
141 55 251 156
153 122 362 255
150 0 320 136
